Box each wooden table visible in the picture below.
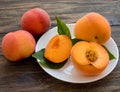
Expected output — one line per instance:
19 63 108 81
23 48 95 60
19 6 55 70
0 0 120 92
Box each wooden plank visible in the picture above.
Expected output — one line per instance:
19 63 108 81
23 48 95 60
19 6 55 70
0 0 120 91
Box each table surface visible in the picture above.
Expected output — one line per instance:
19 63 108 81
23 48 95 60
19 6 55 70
0 0 120 92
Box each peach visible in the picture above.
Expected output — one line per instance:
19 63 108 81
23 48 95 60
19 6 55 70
1 30 36 62
74 12 111 44
44 35 72 63
21 8 51 36
71 41 109 76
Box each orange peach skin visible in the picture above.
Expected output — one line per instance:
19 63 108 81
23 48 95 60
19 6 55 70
21 8 51 36
44 35 72 63
75 12 111 44
71 41 109 76
1 30 36 62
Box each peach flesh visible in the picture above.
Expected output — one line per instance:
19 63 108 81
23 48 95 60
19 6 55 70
44 35 72 63
71 41 109 75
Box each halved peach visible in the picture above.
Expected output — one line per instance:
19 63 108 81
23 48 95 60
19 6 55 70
71 41 109 75
44 35 72 63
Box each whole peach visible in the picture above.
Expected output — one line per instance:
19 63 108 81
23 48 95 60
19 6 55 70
21 8 51 36
1 30 36 62
75 12 111 44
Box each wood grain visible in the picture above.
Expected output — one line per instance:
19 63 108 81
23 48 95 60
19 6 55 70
0 0 120 92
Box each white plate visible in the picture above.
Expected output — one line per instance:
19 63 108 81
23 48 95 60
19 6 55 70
35 24 119 83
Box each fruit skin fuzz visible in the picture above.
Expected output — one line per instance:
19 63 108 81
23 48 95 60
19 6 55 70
21 8 51 36
74 12 111 44
1 30 36 62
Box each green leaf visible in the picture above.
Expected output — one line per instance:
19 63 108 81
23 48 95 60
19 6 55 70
32 48 67 69
102 45 116 60
56 16 71 39
72 38 83 46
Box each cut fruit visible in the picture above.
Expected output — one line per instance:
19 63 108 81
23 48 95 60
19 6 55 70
71 41 109 75
44 35 72 63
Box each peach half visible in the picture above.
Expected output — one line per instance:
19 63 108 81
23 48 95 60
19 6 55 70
74 12 111 44
44 35 72 63
71 41 109 76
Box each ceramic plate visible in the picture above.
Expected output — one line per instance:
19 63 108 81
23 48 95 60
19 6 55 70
35 24 119 83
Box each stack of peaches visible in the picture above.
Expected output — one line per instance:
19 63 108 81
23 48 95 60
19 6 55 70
1 8 111 76
1 8 51 61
